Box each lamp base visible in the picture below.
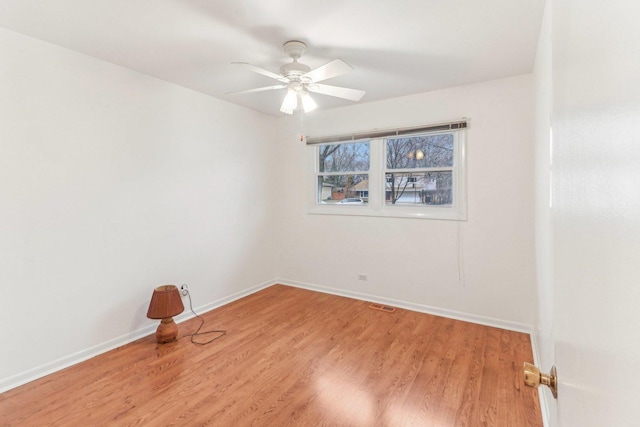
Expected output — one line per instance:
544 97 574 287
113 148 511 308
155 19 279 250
155 317 178 343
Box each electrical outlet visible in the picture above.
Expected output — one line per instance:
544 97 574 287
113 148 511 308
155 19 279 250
358 274 368 281
180 284 189 296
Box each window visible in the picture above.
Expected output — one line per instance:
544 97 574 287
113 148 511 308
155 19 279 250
309 121 467 220
385 133 454 207
316 141 370 205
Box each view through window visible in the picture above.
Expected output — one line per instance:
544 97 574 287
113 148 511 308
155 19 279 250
385 133 454 206
312 127 466 220
317 142 370 205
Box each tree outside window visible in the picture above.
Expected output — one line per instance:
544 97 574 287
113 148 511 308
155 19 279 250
317 142 369 203
385 133 454 206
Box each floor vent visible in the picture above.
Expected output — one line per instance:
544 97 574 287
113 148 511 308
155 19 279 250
369 303 396 313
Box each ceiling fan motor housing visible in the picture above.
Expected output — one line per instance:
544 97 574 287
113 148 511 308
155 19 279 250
280 40 311 80
280 62 311 80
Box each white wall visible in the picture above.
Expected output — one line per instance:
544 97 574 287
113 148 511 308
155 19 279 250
0 27 278 390
277 75 537 327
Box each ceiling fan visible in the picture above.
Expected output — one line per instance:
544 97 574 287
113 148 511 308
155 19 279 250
230 40 366 114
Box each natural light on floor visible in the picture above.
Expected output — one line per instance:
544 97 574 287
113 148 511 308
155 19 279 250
315 373 374 425
315 371 449 426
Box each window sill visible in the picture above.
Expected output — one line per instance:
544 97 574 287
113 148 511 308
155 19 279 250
308 205 467 221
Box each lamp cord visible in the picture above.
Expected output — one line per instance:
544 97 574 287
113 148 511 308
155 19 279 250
180 290 227 345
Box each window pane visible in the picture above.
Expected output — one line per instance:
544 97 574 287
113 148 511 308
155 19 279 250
385 172 452 206
317 174 369 204
386 134 453 169
319 142 370 173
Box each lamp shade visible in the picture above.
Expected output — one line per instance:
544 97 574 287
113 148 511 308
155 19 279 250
300 91 317 113
147 285 184 319
280 89 298 114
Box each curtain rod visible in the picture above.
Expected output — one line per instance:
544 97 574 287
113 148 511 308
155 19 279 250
306 119 469 145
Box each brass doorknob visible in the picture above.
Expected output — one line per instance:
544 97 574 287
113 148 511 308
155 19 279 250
523 362 558 399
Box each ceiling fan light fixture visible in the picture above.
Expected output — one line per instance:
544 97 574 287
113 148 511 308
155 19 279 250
300 91 317 113
280 89 298 114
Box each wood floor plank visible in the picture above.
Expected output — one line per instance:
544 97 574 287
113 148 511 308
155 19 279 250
0 285 542 426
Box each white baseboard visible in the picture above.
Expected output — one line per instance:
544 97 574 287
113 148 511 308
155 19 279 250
0 326 155 394
0 278 277 394
277 278 534 334
177 279 275 323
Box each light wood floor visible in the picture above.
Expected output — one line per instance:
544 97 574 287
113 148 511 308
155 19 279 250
0 285 542 426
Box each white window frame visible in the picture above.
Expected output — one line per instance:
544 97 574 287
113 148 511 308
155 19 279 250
309 128 467 221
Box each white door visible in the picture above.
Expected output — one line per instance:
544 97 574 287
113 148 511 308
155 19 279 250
550 0 640 425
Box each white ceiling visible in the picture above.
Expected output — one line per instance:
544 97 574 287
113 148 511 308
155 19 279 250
0 0 545 116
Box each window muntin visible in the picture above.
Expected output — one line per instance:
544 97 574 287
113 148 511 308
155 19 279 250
316 141 369 205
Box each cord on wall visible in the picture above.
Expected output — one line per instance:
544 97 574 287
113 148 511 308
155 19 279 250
179 285 227 345
457 221 466 287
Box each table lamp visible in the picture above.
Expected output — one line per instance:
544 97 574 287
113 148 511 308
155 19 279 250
146 284 184 343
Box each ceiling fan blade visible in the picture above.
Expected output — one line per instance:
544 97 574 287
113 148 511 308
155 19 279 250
302 59 353 83
227 85 287 95
232 62 289 83
307 84 366 102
